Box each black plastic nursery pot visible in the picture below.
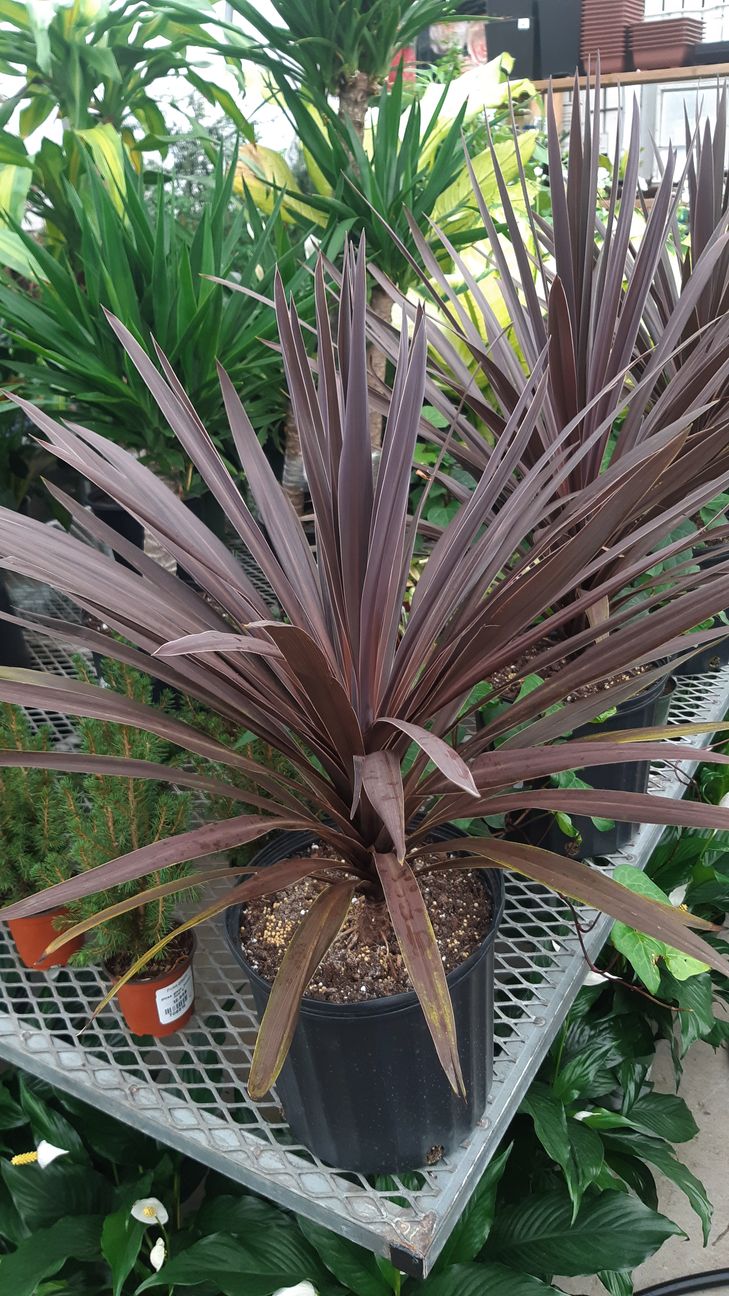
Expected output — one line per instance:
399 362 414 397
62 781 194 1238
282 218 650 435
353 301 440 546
514 672 675 860
535 0 580 76
0 570 32 669
675 548 729 677
88 486 145 571
224 829 505 1175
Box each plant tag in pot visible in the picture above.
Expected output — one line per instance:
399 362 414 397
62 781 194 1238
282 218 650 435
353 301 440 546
155 966 194 1025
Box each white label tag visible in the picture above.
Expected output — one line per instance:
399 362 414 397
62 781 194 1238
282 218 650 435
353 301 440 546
155 965 194 1025
517 16 530 28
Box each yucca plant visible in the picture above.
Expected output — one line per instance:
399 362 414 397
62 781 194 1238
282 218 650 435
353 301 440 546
237 60 535 496
1 245 729 1165
195 0 466 139
0 150 310 490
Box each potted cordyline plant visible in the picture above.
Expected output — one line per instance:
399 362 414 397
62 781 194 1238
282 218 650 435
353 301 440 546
368 80 729 855
2 247 729 1173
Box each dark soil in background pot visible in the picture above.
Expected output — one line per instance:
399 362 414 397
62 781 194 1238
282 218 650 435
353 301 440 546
225 829 505 1175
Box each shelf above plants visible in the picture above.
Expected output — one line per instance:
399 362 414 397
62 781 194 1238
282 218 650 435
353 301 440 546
1 590 728 1278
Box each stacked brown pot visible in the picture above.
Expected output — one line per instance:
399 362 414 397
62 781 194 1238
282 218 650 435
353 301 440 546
580 0 645 73
629 16 703 70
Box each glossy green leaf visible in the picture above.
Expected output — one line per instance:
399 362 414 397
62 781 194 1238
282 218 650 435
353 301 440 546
434 1144 511 1271
0 1215 102 1296
420 1261 560 1295
487 1187 683 1276
603 1131 712 1244
298 1217 392 1296
136 1231 323 1295
101 1207 144 1296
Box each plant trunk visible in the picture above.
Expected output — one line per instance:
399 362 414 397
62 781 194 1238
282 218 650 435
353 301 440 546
368 284 392 451
282 405 306 516
338 71 374 142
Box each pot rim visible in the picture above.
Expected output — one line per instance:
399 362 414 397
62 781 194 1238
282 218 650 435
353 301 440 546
106 930 195 988
225 829 505 1021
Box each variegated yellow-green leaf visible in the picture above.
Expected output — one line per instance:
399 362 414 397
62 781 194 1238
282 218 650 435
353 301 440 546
434 133 537 225
74 123 126 212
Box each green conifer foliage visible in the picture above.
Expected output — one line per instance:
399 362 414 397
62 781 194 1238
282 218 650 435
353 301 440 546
0 704 69 902
62 661 195 970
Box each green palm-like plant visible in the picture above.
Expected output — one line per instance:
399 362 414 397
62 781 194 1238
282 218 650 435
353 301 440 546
1 245 729 1101
199 0 468 138
0 0 249 137
0 150 311 491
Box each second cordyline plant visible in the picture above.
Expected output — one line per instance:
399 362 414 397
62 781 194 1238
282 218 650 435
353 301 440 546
2 244 729 1170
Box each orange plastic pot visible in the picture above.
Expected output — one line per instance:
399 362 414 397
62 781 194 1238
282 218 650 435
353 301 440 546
8 909 82 970
114 948 195 1039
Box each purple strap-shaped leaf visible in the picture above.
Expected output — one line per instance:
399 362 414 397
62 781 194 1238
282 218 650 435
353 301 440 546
155 631 282 658
248 880 356 1100
375 852 465 1098
352 751 406 860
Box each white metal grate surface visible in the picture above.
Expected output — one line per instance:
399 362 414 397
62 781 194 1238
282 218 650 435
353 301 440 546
1 577 728 1277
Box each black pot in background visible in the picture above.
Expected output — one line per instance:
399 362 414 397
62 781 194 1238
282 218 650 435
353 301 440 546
0 571 32 668
512 672 675 861
224 829 505 1175
675 547 729 677
535 0 580 76
176 493 228 587
87 486 144 573
486 0 538 79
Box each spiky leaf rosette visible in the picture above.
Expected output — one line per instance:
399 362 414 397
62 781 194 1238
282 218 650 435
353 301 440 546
2 243 729 1097
365 76 729 617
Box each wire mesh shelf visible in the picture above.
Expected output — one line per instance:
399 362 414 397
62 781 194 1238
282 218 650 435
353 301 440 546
1 576 728 1277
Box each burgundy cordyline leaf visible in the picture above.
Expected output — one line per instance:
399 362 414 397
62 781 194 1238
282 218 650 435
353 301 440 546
375 851 465 1098
248 881 356 1100
4 235 729 1094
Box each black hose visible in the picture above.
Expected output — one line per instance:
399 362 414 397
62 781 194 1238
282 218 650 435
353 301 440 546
636 1272 729 1296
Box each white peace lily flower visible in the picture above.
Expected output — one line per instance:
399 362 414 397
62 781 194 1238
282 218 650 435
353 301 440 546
273 1284 318 1296
10 1140 69 1168
573 1111 593 1122
149 1237 166 1273
131 1197 169 1226
669 884 688 907
583 969 609 985
37 1140 70 1168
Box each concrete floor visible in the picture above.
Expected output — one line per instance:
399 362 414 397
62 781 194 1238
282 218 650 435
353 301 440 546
560 1040 729 1295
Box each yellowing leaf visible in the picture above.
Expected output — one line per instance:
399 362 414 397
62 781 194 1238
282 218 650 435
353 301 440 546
433 132 536 225
0 163 31 224
74 123 126 212
235 142 325 227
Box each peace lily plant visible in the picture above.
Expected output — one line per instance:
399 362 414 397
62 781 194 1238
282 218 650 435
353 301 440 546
1 242 729 1168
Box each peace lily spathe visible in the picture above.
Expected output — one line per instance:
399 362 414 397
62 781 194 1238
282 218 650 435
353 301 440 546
149 1237 166 1272
273 1284 318 1296
131 1197 169 1226
10 1140 69 1168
